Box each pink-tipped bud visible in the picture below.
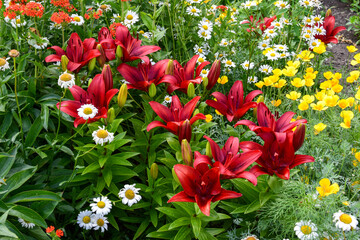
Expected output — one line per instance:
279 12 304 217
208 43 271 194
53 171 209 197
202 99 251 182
206 60 221 90
102 64 113 91
293 124 305 152
96 44 106 67
181 139 193 166
178 120 192 143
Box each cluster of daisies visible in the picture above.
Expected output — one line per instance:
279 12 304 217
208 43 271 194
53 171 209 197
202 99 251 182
294 212 358 240
301 15 327 49
77 184 142 232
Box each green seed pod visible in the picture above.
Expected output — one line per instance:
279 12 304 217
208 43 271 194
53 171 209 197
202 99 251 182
61 55 69 72
202 77 208 88
187 83 195 98
116 45 123 59
107 107 115 124
150 163 159 180
88 58 96 72
206 141 212 159
117 84 128 108
149 83 156 98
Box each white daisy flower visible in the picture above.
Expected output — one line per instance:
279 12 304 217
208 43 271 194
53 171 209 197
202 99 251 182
241 235 259 240
312 15 324 25
274 44 288 52
241 60 254 70
264 28 278 38
258 40 271 50
198 21 213 33
200 69 209 78
0 58 10 71
189 0 202 3
259 65 273 74
279 52 290 59
309 39 321 48
301 32 314 42
248 76 258 83
333 210 358 231
223 59 236 68
92 126 114 146
299 0 314 8
197 29 212 40
186 6 200 16
77 210 93 230
302 17 314 26
28 37 49 50
97 3 112 12
280 17 292 25
274 0 290 9
124 10 139 27
214 52 227 60
118 184 142 207
10 17 26 28
194 44 208 55
164 95 172 104
294 220 319 240
197 55 206 64
219 39 230 47
90 196 112 215
18 218 35 229
58 71 75 89
92 214 109 232
50 22 62 30
77 104 98 120
314 26 326 35
71 14 85 25
265 50 280 61
271 21 284 29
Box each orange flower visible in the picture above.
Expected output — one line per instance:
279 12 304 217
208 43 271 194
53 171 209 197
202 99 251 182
46 226 55 233
56 229 64 238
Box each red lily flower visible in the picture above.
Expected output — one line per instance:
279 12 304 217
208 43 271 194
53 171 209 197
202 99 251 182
239 126 314 180
241 15 276 33
45 33 101 73
314 13 346 44
206 80 262 122
83 27 117 63
235 102 307 134
159 55 210 94
206 60 221 90
147 96 206 142
57 71 118 127
117 59 169 92
193 136 262 184
168 164 242 216
115 25 161 64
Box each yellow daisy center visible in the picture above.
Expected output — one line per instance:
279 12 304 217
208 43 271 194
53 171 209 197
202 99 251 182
125 189 135 199
97 219 105 226
201 32 207 36
191 9 196 13
300 225 312 235
60 73 72 82
280 3 285 7
96 129 109 139
219 54 223 57
0 58 6 66
139 30 145 34
304 1 309 4
312 42 317 46
262 43 267 47
245 237 256 240
16 19 21 24
305 34 310 38
198 57 204 62
97 201 105 208
306 19 311 23
340 214 352 224
314 17 320 22
201 70 207 74
127 15 133 20
270 53 276 57
202 25 208 30
198 48 203 53
82 216 91 224
74 16 81 22
263 68 268 72
224 42 228 45
83 107 93 115
100 5 108 10
226 60 232 65
165 97 170 101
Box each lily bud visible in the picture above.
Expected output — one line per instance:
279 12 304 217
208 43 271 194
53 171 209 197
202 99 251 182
187 83 195 98
181 139 193 166
206 60 221 90
61 55 69 72
172 168 180 185
102 64 113 91
202 77 208 88
293 124 305 152
88 58 96 72
178 120 192 143
96 44 106 67
116 45 123 59
117 84 128 108
149 83 156 98
107 107 115 124
165 59 174 75
206 141 212 158
88 78 93 87
150 163 158 180
326 9 332 17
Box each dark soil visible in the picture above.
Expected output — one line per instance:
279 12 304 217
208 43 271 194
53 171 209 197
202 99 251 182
322 0 359 69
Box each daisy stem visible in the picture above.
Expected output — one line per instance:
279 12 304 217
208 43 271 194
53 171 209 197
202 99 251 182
13 57 23 142
56 88 67 140
342 230 346 240
128 92 144 111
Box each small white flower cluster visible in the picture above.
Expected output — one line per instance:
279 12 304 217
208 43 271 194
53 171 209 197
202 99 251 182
18 218 35 229
198 17 213 41
241 0 258 9
299 0 321 9
300 15 326 49
28 37 49 50
274 0 290 9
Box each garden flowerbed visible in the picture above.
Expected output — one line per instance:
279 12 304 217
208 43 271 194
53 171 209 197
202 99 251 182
0 0 360 239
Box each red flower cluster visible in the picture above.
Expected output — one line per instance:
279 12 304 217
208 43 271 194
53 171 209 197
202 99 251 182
84 8 102 20
50 0 76 12
24 1 44 18
109 22 123 37
46 226 64 238
241 15 276 34
50 11 72 24
0 0 3 9
3 4 24 19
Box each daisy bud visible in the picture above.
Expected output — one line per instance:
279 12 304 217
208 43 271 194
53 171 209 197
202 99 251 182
107 107 115 124
61 55 69 72
116 45 123 59
8 49 19 58
150 163 158 180
181 139 193 166
102 64 113 91
165 59 174 75
149 83 156 98
96 44 106 67
117 84 128 108
202 77 208 88
88 58 96 72
187 83 195 98
206 141 212 158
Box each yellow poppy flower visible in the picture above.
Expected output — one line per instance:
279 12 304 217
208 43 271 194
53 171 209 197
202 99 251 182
298 101 309 111
302 95 315 104
311 101 328 111
205 114 213 122
273 79 287 88
347 45 358 53
286 91 301 100
338 99 349 109
291 78 306 88
297 50 314 61
314 123 327 135
271 99 282 107
316 178 340 197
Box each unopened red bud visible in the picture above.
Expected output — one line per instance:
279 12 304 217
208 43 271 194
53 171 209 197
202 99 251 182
96 44 106 67
181 139 193 166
